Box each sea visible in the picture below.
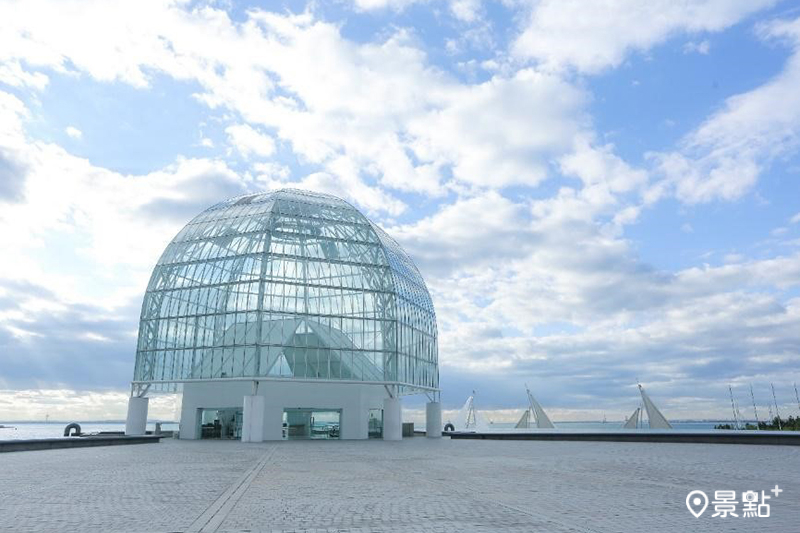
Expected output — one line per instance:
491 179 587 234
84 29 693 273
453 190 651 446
486 421 736 431
0 420 733 441
0 422 180 441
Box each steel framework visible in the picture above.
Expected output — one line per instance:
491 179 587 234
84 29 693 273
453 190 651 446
132 189 439 397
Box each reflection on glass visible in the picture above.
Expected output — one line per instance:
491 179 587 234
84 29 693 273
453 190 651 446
134 189 438 394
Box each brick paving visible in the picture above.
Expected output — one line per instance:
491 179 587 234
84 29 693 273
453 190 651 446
1 438 798 532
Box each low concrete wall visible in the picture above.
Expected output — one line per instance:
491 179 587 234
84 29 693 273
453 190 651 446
447 430 800 446
0 435 162 453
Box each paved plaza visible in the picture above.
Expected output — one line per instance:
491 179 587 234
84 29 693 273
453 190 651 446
1 437 799 532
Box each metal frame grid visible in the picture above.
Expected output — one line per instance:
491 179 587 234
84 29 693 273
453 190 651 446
132 189 438 396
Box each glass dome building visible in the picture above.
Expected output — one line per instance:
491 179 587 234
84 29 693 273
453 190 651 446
125 189 441 441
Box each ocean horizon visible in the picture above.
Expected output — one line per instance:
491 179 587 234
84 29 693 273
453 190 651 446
0 422 180 441
0 420 743 441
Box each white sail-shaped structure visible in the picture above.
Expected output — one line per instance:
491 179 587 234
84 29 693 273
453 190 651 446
638 384 672 429
454 395 475 431
455 392 491 432
526 385 555 429
473 402 491 431
515 409 531 429
623 407 640 429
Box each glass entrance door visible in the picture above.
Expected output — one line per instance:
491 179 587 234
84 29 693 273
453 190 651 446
283 409 341 440
198 408 242 439
368 408 383 438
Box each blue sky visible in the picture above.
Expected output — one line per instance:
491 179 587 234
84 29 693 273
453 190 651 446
1 0 799 422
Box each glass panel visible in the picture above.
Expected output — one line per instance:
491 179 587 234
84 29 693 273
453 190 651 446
368 408 383 439
134 189 438 392
199 408 243 440
283 409 341 440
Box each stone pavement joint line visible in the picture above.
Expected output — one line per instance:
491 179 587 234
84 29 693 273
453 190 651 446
187 446 277 533
2 438 800 532
384 465 603 533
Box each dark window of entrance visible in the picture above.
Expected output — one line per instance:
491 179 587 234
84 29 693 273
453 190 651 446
283 409 340 440
368 408 383 438
199 408 242 439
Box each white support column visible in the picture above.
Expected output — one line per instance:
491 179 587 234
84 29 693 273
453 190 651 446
125 396 149 436
426 401 442 438
242 395 265 442
383 396 402 441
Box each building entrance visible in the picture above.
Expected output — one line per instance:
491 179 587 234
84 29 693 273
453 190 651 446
199 408 242 439
368 408 383 438
283 409 341 440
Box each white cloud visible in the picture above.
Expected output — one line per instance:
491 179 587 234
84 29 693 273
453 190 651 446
390 192 532 275
0 3 597 208
0 389 179 421
0 92 28 144
4 324 42 340
0 60 48 90
448 0 481 22
0 91 250 309
351 0 422 11
408 68 587 189
225 123 275 158
80 332 112 342
649 16 800 204
790 212 800 224
0 93 261 397
0 91 31 202
253 161 290 180
351 0 481 22
392 190 800 400
65 126 82 139
683 39 711 54
1 0 798 419
558 137 647 194
513 0 775 73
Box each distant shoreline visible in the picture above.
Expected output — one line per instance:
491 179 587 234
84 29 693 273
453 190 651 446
0 420 179 425
2 419 740 425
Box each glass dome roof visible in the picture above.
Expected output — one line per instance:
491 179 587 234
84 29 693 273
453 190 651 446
133 189 438 394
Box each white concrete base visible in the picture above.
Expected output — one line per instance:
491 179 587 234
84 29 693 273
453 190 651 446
241 395 265 442
383 397 402 441
179 381 387 441
125 396 149 436
426 401 442 438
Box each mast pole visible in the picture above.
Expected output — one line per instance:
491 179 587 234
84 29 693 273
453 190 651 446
468 390 476 428
771 383 782 431
728 385 739 430
794 383 800 417
750 384 760 430
525 383 537 426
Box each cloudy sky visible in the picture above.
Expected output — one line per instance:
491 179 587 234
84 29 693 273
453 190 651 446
1 0 800 423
